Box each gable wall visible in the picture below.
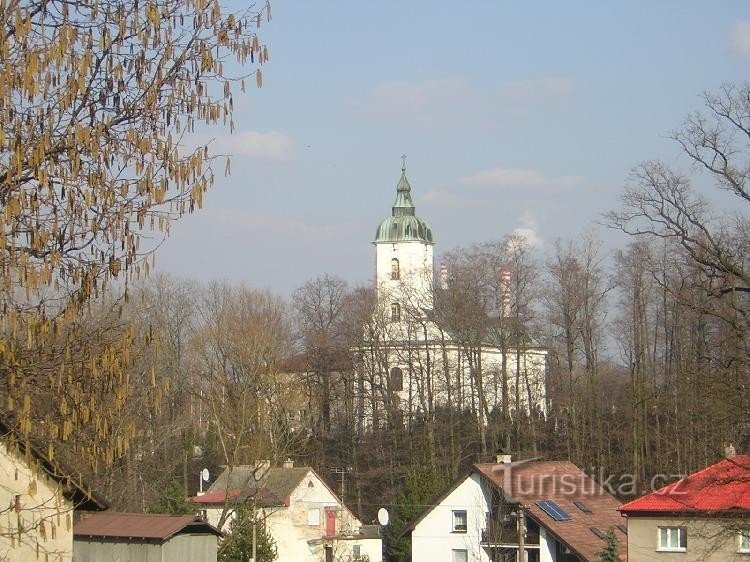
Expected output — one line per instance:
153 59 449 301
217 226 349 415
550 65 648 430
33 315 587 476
412 472 491 562
0 442 76 561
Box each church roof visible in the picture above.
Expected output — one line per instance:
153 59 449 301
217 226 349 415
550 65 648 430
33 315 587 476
375 164 433 244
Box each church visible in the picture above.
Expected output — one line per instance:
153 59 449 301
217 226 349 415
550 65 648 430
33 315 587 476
355 161 547 429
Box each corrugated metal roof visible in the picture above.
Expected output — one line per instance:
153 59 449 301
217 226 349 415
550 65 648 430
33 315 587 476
619 455 750 514
74 512 221 541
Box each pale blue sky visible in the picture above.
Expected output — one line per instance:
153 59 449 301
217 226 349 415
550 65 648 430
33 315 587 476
158 1 750 295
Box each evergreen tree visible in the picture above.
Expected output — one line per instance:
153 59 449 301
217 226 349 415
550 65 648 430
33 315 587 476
219 505 278 562
386 456 443 562
147 481 196 516
598 527 620 562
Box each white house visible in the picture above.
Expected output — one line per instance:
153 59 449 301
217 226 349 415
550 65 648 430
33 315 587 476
357 163 547 427
0 419 107 562
404 456 625 562
193 460 381 562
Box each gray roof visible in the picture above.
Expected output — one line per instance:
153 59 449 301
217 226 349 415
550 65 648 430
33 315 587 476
207 466 310 506
375 169 433 244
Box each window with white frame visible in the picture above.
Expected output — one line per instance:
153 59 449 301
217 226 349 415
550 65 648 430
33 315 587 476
739 529 750 553
452 549 468 562
658 526 686 551
353 545 361 558
307 508 320 526
452 509 467 532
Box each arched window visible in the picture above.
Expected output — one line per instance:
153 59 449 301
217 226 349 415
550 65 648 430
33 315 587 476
390 303 401 322
390 367 403 391
391 258 400 280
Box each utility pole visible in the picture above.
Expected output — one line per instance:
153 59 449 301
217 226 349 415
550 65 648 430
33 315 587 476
517 509 526 562
252 496 257 562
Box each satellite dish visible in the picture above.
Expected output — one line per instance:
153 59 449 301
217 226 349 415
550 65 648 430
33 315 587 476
377 508 390 526
201 468 210 482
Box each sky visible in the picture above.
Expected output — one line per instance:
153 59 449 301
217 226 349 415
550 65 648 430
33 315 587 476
157 1 750 297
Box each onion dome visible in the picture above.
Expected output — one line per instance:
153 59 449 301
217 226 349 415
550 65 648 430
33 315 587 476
375 161 434 244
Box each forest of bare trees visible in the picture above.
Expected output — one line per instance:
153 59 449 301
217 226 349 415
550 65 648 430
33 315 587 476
12 87 744 528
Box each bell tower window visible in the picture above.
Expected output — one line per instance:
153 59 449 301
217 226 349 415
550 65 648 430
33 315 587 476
391 258 400 280
391 303 401 322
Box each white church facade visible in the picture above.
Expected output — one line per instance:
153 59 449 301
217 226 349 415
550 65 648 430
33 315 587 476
355 162 547 428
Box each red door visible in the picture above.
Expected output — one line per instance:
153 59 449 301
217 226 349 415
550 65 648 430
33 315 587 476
325 509 336 537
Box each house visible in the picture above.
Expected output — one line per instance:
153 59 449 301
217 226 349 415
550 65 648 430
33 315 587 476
193 460 382 562
0 420 107 561
618 454 750 561
404 456 625 562
74 512 222 561
358 163 547 428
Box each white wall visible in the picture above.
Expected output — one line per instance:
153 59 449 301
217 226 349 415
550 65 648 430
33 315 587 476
375 240 434 312
412 473 491 562
358 335 548 428
0 442 76 562
538 527 556 562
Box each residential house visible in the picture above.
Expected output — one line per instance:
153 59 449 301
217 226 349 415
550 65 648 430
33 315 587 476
404 456 625 562
193 460 382 562
73 512 221 562
619 454 750 561
0 420 107 561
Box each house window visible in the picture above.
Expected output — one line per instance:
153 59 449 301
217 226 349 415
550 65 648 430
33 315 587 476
452 510 467 532
740 530 750 553
452 549 468 562
391 303 401 322
353 545 361 558
390 367 403 391
391 258 400 280
307 508 320 527
658 526 687 551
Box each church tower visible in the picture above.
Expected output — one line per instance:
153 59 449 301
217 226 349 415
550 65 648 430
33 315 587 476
374 159 434 317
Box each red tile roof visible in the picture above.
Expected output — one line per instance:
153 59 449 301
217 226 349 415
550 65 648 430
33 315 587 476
619 455 750 514
475 460 625 562
74 512 221 541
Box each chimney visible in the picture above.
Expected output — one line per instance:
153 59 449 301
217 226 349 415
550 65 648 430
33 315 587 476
439 263 449 290
500 268 511 317
496 453 512 464
282 457 294 469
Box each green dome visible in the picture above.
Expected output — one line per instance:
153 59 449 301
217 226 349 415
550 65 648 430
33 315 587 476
374 168 434 244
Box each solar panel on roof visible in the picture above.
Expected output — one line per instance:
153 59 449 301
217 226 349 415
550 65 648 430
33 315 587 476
536 500 572 521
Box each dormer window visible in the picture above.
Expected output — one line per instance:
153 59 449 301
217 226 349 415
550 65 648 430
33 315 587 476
391 258 400 280
391 303 401 322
